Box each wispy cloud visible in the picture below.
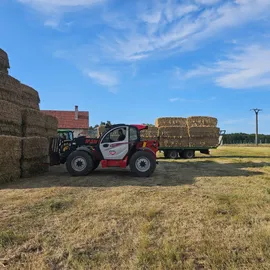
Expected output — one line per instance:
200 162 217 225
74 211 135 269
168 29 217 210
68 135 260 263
86 70 119 88
169 96 216 102
183 44 270 89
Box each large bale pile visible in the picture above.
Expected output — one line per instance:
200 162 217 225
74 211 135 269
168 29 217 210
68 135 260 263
158 126 188 137
159 137 189 148
155 117 187 128
0 136 21 184
21 84 40 110
22 108 46 137
0 49 10 74
21 137 49 178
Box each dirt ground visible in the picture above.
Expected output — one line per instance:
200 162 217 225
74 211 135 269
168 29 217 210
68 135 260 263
0 146 270 269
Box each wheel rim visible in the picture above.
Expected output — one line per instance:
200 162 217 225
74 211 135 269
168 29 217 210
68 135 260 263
170 151 178 159
135 157 151 172
186 151 194 158
71 156 87 172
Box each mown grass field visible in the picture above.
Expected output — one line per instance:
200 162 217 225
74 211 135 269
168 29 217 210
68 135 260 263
0 146 270 269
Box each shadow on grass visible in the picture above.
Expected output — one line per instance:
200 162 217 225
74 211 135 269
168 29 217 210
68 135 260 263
1 160 269 189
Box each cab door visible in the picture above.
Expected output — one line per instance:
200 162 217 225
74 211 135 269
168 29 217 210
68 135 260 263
100 127 129 160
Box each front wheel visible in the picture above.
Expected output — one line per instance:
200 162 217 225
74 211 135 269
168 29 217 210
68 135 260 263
129 151 156 177
66 150 93 176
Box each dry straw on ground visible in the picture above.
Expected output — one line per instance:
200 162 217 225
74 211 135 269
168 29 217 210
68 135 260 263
155 117 187 127
21 83 40 110
0 100 22 136
0 136 21 183
187 116 218 127
22 109 46 137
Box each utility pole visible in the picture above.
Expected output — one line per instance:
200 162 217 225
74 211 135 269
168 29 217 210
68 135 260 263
250 108 262 146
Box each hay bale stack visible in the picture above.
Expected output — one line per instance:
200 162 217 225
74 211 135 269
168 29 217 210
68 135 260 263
155 117 187 127
159 137 189 148
188 127 220 138
0 136 21 184
189 138 219 147
0 100 22 136
0 49 10 74
140 126 158 139
158 126 188 138
22 109 46 137
187 116 217 128
21 137 49 178
21 84 40 110
44 115 58 138
0 72 22 105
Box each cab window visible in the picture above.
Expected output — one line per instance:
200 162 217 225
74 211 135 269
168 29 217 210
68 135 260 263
129 127 139 141
102 127 127 143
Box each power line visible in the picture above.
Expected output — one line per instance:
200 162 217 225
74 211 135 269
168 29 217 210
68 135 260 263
250 108 262 146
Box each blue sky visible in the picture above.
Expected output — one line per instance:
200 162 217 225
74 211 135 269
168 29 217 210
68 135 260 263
1 0 270 133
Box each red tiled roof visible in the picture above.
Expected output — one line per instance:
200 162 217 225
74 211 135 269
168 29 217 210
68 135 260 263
41 110 89 129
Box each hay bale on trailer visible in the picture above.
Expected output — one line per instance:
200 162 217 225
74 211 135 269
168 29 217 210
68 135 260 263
189 137 219 147
22 108 46 137
21 84 40 110
44 115 58 138
158 126 189 137
0 49 10 74
159 137 189 148
0 136 21 184
187 116 217 128
21 137 49 178
0 100 22 136
140 126 158 138
155 117 187 128
188 127 220 138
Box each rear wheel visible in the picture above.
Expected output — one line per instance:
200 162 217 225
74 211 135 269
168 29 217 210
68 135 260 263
168 150 178 159
66 150 93 176
130 151 156 177
182 150 195 159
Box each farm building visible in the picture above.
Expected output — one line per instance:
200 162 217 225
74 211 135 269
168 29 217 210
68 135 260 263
41 105 89 137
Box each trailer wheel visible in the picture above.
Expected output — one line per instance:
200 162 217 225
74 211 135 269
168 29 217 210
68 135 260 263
168 150 178 159
66 150 93 176
130 151 156 177
183 150 195 159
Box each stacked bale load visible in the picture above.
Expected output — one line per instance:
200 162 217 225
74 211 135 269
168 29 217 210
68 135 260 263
155 117 189 147
44 115 58 138
0 49 10 74
187 116 220 147
20 85 51 177
140 126 158 141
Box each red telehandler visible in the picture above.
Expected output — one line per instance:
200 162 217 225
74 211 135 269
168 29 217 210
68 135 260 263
49 124 159 177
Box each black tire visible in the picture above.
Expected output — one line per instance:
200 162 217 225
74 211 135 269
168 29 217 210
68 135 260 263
168 150 178 159
66 150 93 176
129 151 156 177
183 150 195 159
164 151 169 159
92 161 100 171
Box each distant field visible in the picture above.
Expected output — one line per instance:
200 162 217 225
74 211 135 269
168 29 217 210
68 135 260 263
0 146 270 269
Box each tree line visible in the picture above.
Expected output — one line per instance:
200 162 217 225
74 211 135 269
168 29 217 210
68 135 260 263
222 133 270 144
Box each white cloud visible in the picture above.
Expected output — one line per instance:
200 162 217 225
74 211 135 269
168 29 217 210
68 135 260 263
169 96 216 102
169 98 179 102
184 44 270 89
195 0 221 5
87 70 119 87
